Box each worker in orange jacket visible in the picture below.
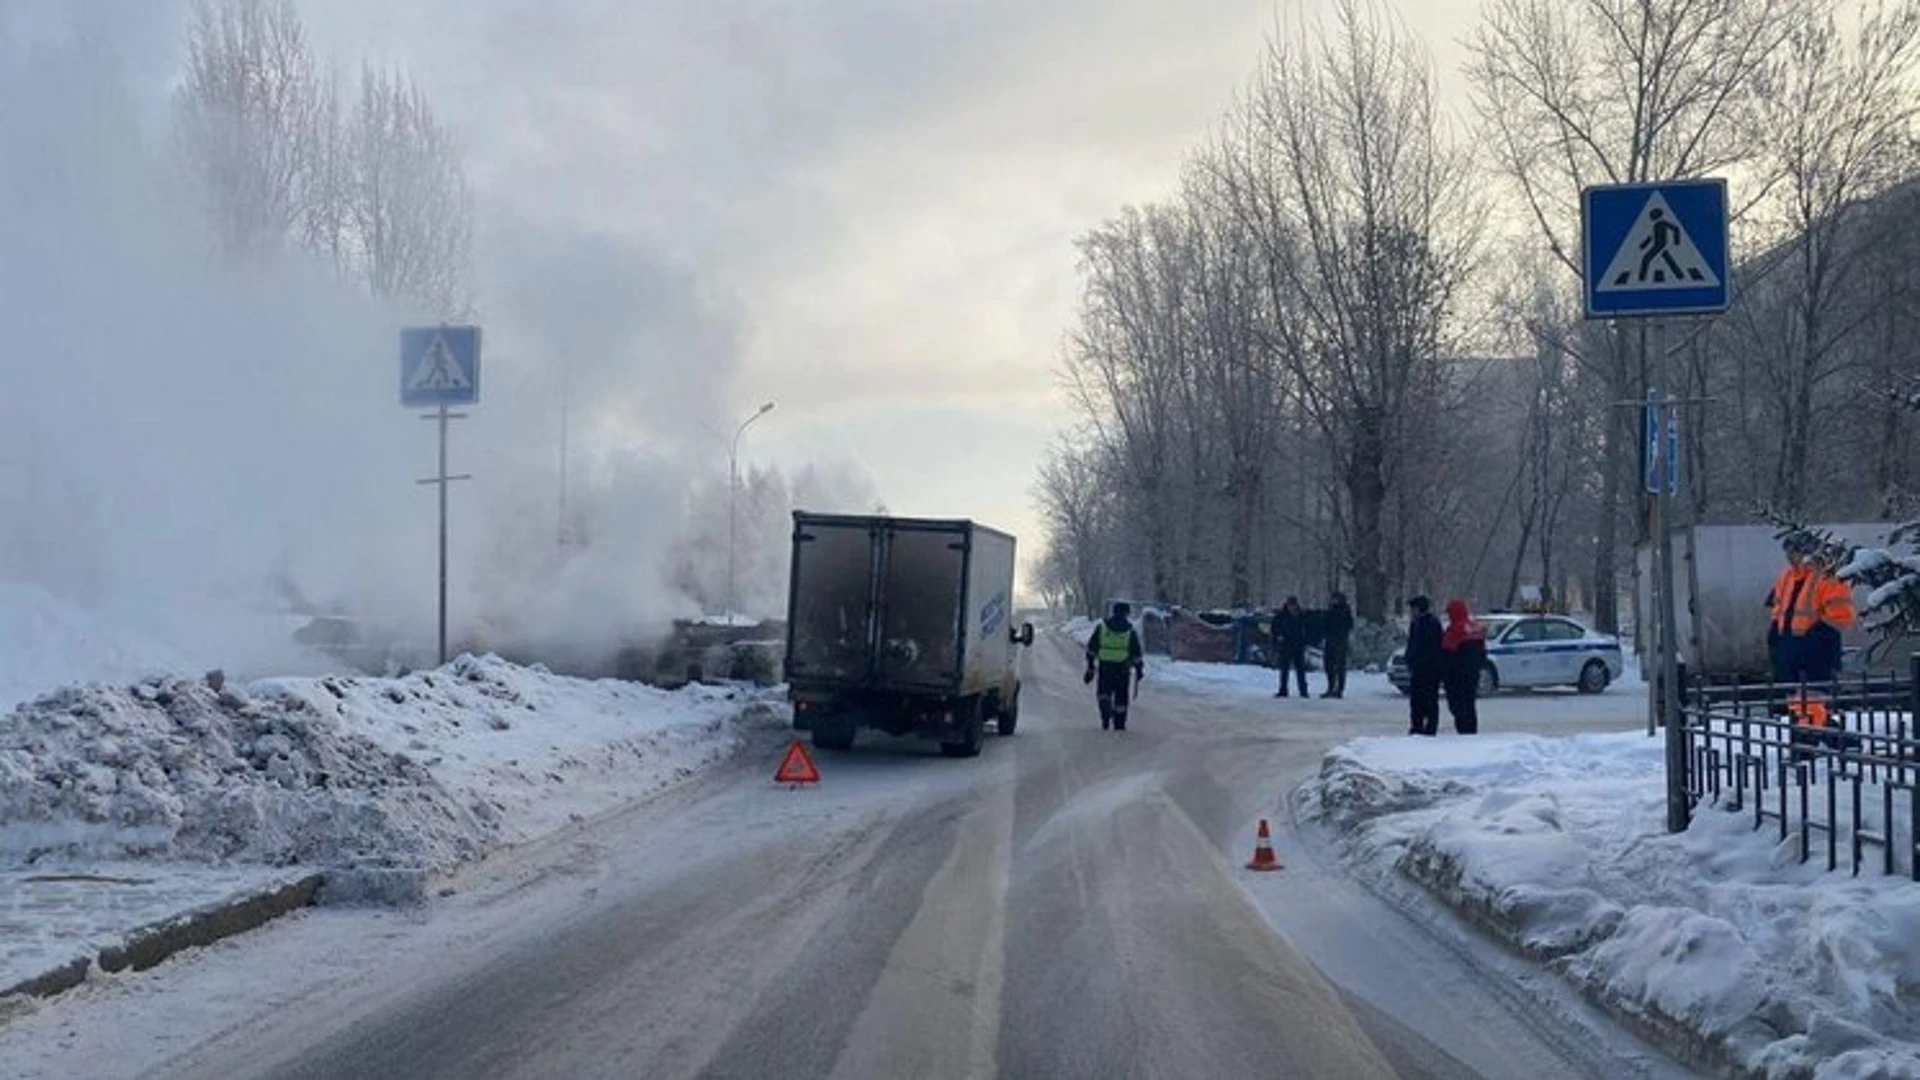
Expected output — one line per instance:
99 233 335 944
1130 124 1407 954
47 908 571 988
1766 538 1856 685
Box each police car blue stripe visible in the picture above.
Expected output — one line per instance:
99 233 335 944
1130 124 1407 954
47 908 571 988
1488 642 1621 656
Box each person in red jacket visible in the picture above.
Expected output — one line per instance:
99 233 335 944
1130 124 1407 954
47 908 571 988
1441 599 1488 735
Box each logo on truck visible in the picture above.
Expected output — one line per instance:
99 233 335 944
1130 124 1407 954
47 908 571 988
981 593 1007 636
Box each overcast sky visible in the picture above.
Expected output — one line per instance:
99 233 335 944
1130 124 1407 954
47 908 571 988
287 0 1481 570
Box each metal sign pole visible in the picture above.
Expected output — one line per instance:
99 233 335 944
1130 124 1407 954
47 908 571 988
418 405 471 667
400 324 481 669
1583 179 1724 836
1652 320 1689 832
438 404 450 665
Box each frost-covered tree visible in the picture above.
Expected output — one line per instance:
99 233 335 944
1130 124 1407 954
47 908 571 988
173 0 472 314
174 0 318 260
353 66 472 318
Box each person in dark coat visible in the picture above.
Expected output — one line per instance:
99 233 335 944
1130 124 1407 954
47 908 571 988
1271 597 1309 698
1321 591 1354 699
1404 596 1443 736
1440 598 1488 735
1084 601 1145 731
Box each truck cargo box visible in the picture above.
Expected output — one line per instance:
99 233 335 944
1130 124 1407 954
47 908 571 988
784 513 1029 755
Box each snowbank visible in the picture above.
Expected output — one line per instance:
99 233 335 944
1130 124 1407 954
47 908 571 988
1298 733 1920 1077
0 656 778 899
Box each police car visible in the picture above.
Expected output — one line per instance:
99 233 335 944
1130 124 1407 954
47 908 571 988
1388 615 1624 695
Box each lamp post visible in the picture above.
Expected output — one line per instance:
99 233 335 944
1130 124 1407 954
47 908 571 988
728 401 776 620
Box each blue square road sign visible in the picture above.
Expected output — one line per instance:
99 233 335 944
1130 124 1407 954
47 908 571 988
401 326 481 408
1583 180 1729 319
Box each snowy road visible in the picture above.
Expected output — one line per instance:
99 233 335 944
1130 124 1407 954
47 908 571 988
0 636 1687 1079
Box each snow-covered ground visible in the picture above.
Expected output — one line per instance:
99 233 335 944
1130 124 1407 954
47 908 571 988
1 656 781 892
1298 733 1920 1078
0 649 783 998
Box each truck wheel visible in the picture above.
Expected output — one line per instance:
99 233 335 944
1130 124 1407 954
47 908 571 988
812 718 856 752
1577 660 1610 695
997 687 1020 737
941 699 985 758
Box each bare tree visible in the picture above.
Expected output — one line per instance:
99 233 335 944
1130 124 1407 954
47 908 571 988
354 65 473 317
302 69 354 273
1033 439 1123 616
1466 0 1807 631
1734 0 1920 514
1216 0 1479 622
174 0 318 259
173 1 474 317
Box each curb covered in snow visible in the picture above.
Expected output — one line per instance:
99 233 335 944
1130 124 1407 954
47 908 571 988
1 873 322 1004
1295 736 1920 1080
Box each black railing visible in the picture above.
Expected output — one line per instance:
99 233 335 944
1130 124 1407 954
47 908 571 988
1676 655 1920 878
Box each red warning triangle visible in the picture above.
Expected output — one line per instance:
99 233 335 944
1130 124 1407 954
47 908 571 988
774 741 821 785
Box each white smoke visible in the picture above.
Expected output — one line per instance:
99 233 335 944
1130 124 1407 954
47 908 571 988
0 9 876 683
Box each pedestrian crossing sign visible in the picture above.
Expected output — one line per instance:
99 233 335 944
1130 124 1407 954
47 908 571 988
400 326 481 407
1582 179 1728 319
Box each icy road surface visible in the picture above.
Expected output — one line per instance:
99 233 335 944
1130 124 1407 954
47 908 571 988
0 637 1689 1079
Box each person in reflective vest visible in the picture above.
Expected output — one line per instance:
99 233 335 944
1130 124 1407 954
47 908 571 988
1084 601 1145 731
1766 538 1856 685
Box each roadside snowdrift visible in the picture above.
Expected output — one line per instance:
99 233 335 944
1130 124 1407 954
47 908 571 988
1298 734 1920 1078
0 656 776 895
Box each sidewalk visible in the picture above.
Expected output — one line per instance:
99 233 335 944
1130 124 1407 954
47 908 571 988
0 867 321 1003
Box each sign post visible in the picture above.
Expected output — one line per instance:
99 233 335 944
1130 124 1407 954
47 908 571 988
401 326 481 666
1583 179 1728 834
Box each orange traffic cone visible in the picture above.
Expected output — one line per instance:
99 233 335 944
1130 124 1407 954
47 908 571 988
1246 819 1284 871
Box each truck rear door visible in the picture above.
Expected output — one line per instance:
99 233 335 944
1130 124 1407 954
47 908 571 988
788 518 880 683
875 524 967 689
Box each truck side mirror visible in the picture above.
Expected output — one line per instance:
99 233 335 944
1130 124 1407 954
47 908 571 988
1018 622 1035 647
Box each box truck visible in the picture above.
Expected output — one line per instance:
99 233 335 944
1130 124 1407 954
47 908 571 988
783 513 1033 757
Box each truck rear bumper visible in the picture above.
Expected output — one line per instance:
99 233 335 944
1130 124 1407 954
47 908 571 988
790 687 977 741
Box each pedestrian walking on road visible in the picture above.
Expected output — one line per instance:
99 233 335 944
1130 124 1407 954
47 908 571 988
1405 596 1443 736
1441 599 1488 735
1321 591 1353 699
1271 597 1309 699
1085 602 1145 731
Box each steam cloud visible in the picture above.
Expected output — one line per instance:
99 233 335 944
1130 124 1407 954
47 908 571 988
0 8 874 681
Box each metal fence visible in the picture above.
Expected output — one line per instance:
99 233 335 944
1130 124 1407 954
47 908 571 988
1677 655 1920 878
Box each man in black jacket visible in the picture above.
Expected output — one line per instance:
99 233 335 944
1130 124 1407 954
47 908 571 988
1404 595 1444 736
1321 591 1354 699
1271 597 1309 698
1084 602 1145 731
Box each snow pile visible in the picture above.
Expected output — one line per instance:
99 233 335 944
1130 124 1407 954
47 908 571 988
0 656 775 898
0 583 200 710
1297 734 1920 1077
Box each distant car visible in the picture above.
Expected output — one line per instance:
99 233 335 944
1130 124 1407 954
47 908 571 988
1388 615 1624 695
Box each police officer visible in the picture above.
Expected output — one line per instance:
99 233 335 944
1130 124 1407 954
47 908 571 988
1085 602 1145 731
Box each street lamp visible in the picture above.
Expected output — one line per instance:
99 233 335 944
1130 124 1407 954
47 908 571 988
728 401 776 620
